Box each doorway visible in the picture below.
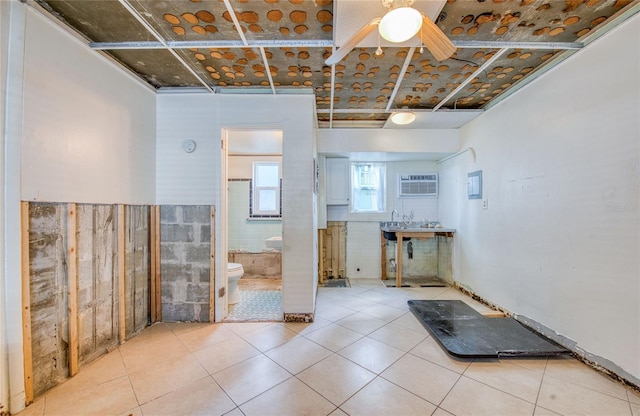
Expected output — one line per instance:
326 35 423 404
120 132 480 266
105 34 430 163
222 129 283 322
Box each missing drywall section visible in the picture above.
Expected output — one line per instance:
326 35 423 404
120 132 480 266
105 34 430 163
26 202 151 398
160 205 213 322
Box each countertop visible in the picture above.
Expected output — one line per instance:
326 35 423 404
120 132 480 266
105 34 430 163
380 226 456 233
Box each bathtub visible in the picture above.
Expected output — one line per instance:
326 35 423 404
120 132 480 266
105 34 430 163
265 236 282 251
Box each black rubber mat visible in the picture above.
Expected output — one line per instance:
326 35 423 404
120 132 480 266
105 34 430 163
408 300 570 358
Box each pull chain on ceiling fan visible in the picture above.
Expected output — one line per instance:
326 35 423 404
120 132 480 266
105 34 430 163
325 0 456 65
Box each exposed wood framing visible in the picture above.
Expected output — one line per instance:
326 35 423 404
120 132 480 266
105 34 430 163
318 222 346 279
21 201 34 404
67 203 79 376
380 231 387 281
209 206 216 322
154 206 161 321
318 230 324 284
117 204 126 343
149 206 157 323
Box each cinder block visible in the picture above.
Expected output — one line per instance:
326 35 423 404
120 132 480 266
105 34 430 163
186 283 210 303
161 224 194 242
161 244 180 261
200 225 211 243
186 245 210 263
161 205 177 223
183 206 210 224
162 263 193 281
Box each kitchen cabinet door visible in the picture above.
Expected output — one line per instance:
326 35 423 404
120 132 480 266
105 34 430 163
326 158 350 205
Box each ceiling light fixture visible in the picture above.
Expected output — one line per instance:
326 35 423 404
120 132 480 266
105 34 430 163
390 112 416 125
378 2 423 43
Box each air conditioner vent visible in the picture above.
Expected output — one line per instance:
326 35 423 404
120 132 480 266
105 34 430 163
398 173 438 197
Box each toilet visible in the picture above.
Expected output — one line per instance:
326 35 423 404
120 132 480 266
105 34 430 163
227 263 244 304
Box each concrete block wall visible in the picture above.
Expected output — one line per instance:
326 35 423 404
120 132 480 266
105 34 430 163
27 202 151 397
160 205 212 322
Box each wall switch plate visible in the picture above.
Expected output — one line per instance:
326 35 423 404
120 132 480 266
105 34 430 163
482 199 489 210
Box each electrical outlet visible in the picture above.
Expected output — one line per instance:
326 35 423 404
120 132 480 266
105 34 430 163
482 199 489 210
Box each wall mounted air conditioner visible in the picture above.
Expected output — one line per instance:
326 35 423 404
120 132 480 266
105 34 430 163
398 173 438 197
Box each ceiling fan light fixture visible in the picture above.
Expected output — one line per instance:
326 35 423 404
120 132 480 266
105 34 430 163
379 7 423 43
390 111 416 125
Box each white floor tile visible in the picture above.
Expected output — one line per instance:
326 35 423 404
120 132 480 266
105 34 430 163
240 377 336 416
341 377 437 416
297 354 376 406
212 354 291 405
440 376 536 416
19 282 639 416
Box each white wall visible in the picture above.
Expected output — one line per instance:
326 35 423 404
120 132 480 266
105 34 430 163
1 1 21 412
21 9 156 204
156 93 317 318
2 3 157 413
318 128 458 154
438 15 640 384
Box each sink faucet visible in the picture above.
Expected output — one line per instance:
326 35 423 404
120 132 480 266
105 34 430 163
391 209 398 222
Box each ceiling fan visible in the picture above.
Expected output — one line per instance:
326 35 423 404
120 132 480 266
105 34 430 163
325 0 456 65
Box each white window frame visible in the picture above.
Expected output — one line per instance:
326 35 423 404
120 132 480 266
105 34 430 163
350 162 386 213
251 161 281 217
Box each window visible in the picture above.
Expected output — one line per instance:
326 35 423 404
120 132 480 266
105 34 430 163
351 163 386 213
251 162 281 217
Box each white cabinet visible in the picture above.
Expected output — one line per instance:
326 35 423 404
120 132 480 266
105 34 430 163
325 158 350 205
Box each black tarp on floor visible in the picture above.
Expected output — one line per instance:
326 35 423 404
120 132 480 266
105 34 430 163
408 300 570 358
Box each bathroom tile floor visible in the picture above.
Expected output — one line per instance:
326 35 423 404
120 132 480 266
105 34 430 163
18 278 640 416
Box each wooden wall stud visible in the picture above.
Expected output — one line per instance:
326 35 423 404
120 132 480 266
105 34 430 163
67 203 79 376
118 204 126 343
20 201 34 404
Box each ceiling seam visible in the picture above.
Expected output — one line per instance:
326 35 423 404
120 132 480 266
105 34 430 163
117 0 215 94
329 47 336 129
222 0 249 46
259 47 276 94
385 47 416 112
89 40 582 51
432 48 508 112
484 2 640 112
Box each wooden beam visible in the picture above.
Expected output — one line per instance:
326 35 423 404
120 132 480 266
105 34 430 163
20 201 33 404
395 231 402 288
154 205 161 321
318 230 324 284
118 204 126 343
380 231 387 280
149 206 157 323
67 203 79 376
209 206 216 322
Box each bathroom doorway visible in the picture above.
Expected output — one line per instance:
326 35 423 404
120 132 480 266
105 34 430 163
223 129 283 322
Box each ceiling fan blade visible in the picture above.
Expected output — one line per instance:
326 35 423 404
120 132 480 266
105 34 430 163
325 17 381 65
419 15 456 61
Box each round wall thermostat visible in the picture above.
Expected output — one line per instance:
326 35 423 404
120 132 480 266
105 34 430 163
182 139 196 153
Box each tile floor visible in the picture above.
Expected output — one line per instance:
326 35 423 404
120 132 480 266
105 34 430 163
225 290 282 322
17 278 640 416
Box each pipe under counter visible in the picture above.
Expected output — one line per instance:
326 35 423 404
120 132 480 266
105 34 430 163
380 225 455 287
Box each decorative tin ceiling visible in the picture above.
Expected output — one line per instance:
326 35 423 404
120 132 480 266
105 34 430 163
32 0 639 128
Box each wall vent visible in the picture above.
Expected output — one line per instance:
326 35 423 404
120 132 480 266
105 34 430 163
398 173 438 197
